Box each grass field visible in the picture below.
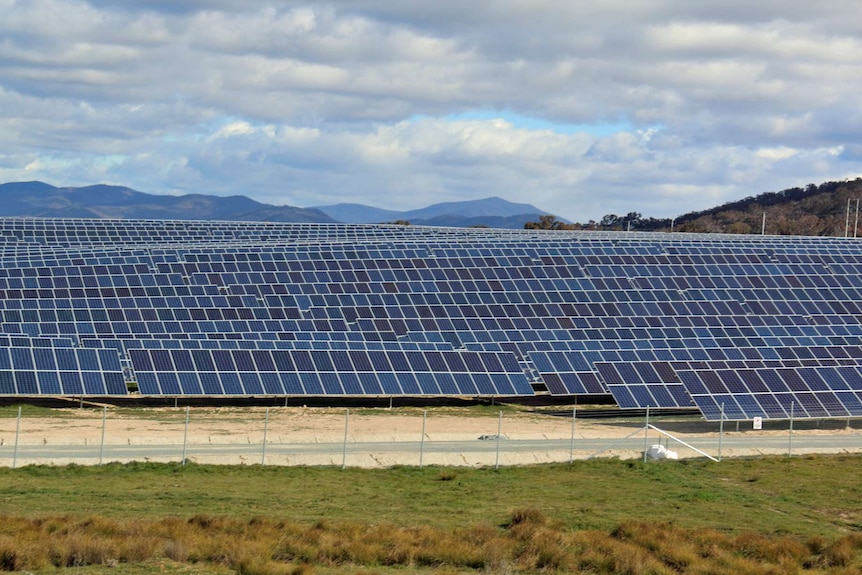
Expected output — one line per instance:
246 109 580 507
0 455 861 573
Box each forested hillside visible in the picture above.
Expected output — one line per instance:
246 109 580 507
528 178 862 236
672 178 862 235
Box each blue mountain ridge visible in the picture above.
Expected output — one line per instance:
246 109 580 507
0 182 558 228
0 181 335 222
313 196 557 227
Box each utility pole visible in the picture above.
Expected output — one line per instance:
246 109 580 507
855 199 860 238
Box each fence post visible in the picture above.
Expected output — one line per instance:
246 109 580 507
261 407 270 466
643 406 650 463
419 410 427 468
569 406 576 463
718 403 724 462
181 405 190 465
788 402 794 457
12 406 21 469
341 408 349 470
99 406 107 465
495 410 503 469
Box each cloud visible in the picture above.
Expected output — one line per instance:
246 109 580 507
1 0 862 221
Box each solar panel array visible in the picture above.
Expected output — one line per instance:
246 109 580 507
1 217 862 419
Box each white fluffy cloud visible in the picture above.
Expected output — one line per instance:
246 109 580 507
1 0 862 220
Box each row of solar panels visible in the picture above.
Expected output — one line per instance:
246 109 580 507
600 361 862 421
3 236 862 268
4 250 856 271
3 217 862 245
5 338 862 409
0 219 861 421
3 239 860 267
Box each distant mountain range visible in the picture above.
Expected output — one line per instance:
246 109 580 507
312 196 550 228
0 182 557 229
0 181 334 222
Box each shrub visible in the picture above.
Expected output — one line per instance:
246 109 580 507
734 531 808 564
163 539 189 563
806 534 862 568
504 507 547 528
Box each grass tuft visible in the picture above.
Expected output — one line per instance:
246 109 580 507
504 507 547 528
437 470 457 481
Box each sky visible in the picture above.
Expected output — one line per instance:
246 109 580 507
2 1 862 222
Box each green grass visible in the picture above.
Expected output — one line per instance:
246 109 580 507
1 456 862 573
0 455 860 537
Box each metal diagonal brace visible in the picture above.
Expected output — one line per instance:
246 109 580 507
647 424 719 462
586 424 720 462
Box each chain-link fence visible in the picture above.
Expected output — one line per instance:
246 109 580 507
2 406 861 468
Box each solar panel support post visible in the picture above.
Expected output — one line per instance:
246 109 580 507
788 402 794 458
643 406 650 463
261 407 269 466
495 410 502 470
569 406 576 464
419 410 427 468
718 403 724 462
341 408 349 470
12 406 21 469
99 406 106 466
181 406 189 466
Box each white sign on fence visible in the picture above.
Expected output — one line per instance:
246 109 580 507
753 417 763 430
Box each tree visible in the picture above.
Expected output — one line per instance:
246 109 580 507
524 215 575 230
600 214 621 228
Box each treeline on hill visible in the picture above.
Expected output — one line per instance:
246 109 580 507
526 178 862 235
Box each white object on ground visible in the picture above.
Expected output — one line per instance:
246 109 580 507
646 444 679 460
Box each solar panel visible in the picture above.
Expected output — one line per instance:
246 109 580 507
129 348 532 396
601 359 862 421
2 218 862 406
0 344 126 395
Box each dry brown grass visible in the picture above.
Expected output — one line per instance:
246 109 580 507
0 510 860 573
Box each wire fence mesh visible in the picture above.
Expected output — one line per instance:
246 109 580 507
2 406 861 468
